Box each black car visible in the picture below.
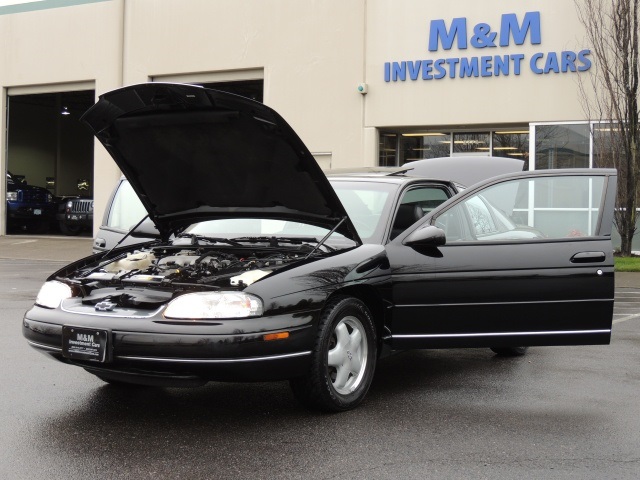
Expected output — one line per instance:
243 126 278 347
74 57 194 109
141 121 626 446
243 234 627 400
23 83 617 412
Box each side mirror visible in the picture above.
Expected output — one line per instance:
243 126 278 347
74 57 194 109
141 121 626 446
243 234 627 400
403 225 446 247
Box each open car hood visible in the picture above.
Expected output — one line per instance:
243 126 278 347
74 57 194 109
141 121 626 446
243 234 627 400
82 83 360 243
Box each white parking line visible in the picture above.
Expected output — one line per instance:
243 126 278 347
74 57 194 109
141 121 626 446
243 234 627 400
613 313 640 324
10 239 37 245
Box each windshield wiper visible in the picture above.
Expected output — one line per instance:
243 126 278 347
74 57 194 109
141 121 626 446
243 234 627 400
176 233 243 247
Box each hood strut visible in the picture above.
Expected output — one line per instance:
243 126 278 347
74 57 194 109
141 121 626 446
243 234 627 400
101 214 152 260
305 217 348 259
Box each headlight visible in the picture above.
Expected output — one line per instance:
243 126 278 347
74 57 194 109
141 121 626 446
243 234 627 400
164 292 263 319
6 191 17 201
35 281 73 309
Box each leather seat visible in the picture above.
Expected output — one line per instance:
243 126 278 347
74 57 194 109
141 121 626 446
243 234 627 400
390 204 424 240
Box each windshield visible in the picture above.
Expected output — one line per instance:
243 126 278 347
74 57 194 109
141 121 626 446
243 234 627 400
331 180 396 242
180 180 397 246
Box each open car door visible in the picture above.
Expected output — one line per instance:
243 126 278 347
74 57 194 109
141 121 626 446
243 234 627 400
388 169 617 349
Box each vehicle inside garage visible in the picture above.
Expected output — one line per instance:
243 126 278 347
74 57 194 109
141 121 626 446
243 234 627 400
5 90 94 235
4 83 262 237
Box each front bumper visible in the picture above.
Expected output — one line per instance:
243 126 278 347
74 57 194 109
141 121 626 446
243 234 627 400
7 203 56 220
23 305 318 384
62 212 93 227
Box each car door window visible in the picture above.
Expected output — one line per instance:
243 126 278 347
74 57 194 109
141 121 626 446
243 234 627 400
466 196 498 235
390 186 450 240
107 180 147 231
434 175 606 242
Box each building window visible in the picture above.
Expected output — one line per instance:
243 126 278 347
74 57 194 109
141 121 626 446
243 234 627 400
534 124 590 170
492 130 530 170
452 132 490 155
379 133 398 166
400 132 451 163
592 123 621 169
379 128 528 166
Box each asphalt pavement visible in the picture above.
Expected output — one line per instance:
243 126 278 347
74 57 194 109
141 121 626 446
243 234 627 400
0 234 94 262
1 235 639 479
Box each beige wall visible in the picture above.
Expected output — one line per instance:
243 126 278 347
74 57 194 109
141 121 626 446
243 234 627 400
123 0 366 169
365 0 592 128
0 0 124 235
0 0 595 236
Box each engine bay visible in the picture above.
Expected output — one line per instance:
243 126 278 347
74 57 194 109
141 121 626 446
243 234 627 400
75 246 303 288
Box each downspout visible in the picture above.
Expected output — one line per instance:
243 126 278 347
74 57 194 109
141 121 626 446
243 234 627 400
0 89 7 236
362 0 369 166
119 0 126 87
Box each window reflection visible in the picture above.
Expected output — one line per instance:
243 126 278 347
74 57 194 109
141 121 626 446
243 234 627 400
452 132 490 154
492 130 529 170
379 133 397 167
592 123 622 169
535 124 589 169
379 128 530 166
435 175 605 241
400 132 451 164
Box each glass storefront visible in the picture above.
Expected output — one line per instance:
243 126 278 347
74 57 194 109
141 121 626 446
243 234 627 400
378 123 604 172
492 130 530 170
592 123 623 169
399 132 451 163
534 124 590 169
378 128 529 166
452 132 490 155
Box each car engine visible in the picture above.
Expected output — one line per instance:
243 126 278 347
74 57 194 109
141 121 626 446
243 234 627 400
73 246 302 289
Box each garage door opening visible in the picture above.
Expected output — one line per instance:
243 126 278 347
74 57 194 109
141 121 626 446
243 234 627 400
6 90 95 235
196 79 263 102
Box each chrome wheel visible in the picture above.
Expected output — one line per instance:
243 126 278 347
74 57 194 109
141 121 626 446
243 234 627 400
327 316 368 395
289 296 377 412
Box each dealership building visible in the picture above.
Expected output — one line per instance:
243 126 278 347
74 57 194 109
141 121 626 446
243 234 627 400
0 0 618 240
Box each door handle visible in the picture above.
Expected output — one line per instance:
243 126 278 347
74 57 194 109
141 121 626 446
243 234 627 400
570 251 606 263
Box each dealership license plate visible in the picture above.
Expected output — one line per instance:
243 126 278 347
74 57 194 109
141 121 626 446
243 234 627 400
62 326 108 362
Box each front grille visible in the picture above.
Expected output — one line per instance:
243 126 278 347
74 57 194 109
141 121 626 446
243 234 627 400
19 190 48 203
71 200 93 213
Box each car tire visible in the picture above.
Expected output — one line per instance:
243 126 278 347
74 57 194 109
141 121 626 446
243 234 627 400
290 296 377 412
59 221 82 236
490 346 529 356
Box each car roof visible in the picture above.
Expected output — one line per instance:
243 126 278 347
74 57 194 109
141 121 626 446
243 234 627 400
327 171 460 188
327 157 525 188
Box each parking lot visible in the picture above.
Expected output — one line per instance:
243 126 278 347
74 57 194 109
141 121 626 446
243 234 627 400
1 237 639 479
